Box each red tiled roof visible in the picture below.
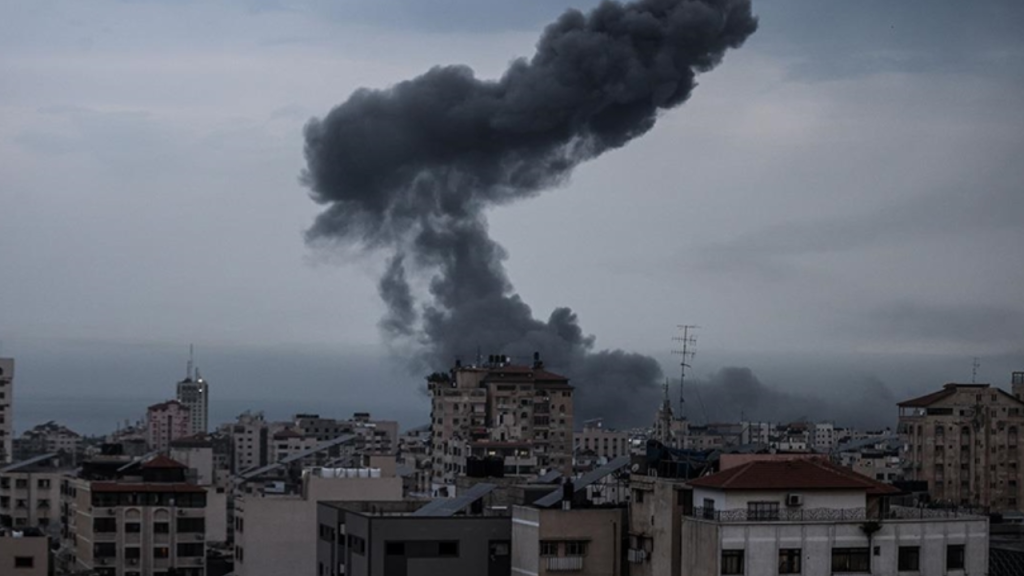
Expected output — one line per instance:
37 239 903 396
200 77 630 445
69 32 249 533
897 385 959 408
141 455 187 469
90 482 206 494
689 459 900 495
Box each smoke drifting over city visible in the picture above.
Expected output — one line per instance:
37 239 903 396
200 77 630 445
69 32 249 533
302 0 758 427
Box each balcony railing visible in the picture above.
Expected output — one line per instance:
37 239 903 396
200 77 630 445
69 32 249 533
547 556 584 571
691 507 867 522
689 505 986 523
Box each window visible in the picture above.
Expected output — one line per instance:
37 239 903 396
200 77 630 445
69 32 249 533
721 550 744 575
37 479 50 489
832 547 870 573
779 548 801 574
348 535 366 556
154 522 170 534
125 522 141 533
93 518 117 533
153 546 170 559
385 542 405 556
747 501 780 521
177 517 205 533
946 545 965 570
565 541 587 556
703 498 716 519
898 546 919 571
14 556 34 568
177 543 204 557
490 541 510 557
94 543 117 558
633 489 644 503
540 541 559 556
125 547 141 560
438 541 459 557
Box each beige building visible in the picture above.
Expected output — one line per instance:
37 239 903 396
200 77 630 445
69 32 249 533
429 355 574 493
0 528 49 576
575 420 630 462
62 454 208 576
146 400 192 454
0 454 67 532
899 374 1024 511
0 359 13 464
511 505 627 576
233 462 404 576
229 411 267 473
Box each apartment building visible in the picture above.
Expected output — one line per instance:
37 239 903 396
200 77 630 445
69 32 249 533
176 372 210 436
318 498 511 576
899 374 1024 511
429 355 574 493
234 457 403 576
61 454 208 576
0 453 67 532
681 459 988 576
146 400 192 454
229 411 268 474
17 421 81 461
575 420 630 462
0 358 13 464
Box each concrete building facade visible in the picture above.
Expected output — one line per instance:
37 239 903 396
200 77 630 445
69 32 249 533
0 359 13 464
318 500 511 576
146 400 192 454
429 356 574 493
0 454 67 532
0 528 49 576
576 421 630 463
61 454 208 576
511 505 626 576
234 467 403 576
681 459 988 576
899 376 1024 511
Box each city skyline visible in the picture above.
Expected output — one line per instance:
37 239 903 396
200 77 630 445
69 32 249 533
2 0 1023 431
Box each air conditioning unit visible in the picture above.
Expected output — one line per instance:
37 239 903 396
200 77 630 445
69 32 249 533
178 509 187 516
786 493 803 507
195 533 204 541
128 558 139 565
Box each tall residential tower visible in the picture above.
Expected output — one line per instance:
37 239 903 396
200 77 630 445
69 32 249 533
0 358 13 463
176 349 209 435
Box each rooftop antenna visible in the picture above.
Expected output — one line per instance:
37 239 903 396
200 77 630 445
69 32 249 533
673 325 698 419
971 357 980 384
187 344 195 381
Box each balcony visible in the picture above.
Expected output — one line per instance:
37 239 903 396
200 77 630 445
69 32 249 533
546 556 584 571
627 549 648 564
689 505 986 524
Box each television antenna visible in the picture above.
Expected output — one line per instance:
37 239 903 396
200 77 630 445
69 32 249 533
673 325 698 418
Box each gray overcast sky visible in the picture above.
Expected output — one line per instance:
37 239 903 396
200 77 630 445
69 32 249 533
1 0 1023 432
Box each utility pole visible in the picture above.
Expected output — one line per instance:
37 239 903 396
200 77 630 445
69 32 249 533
672 325 698 419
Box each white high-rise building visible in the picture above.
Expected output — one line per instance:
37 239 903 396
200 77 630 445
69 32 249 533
0 358 13 463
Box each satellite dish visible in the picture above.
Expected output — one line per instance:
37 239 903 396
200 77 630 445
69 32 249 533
630 463 640 473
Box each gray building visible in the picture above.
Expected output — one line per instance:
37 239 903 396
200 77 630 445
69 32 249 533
317 496 511 576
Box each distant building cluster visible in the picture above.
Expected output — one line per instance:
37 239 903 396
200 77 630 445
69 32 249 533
1 351 1022 576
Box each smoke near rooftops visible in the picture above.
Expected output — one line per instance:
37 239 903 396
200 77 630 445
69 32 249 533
301 0 758 428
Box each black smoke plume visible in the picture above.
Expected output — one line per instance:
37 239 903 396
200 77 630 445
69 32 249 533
301 0 758 428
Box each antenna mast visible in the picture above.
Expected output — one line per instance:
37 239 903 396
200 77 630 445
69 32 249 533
187 344 195 381
972 357 980 384
673 325 698 419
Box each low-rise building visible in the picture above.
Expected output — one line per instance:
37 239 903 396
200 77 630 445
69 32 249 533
16 421 81 461
0 453 68 533
575 420 630 463
234 457 404 576
0 527 49 576
318 496 510 576
512 504 626 576
681 459 988 576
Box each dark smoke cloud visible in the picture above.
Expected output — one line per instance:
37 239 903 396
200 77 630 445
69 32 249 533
685 367 898 430
301 0 757 428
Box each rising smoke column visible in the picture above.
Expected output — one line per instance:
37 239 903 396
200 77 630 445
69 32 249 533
301 0 758 428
